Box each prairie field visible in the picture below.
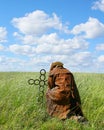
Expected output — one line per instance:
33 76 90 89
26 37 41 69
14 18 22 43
0 72 104 130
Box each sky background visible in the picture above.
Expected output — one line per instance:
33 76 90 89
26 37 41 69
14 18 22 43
0 0 104 72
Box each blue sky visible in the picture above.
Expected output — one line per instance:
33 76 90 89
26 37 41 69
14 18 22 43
0 0 104 72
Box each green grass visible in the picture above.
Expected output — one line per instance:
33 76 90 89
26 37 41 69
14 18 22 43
0 72 104 130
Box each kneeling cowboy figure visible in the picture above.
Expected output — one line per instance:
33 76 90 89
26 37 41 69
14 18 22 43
46 61 87 122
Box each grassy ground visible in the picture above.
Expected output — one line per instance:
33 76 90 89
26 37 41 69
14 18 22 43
0 72 104 130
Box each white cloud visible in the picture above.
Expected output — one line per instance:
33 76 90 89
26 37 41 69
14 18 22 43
0 56 29 71
0 27 7 42
9 44 36 56
0 53 102 72
38 33 60 45
96 43 104 50
69 52 92 66
13 32 38 44
11 10 70 36
0 50 103 72
92 0 104 12
35 36 88 55
71 17 104 39
35 34 88 55
9 51 93 72
9 34 88 56
0 44 4 51
98 55 104 62
6 33 91 72
3 10 103 72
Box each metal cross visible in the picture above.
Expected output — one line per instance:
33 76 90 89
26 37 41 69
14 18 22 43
28 69 47 104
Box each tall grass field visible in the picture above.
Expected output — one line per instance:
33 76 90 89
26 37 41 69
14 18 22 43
0 72 104 130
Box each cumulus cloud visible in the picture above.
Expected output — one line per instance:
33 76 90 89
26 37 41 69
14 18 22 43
0 56 29 71
13 32 38 44
98 55 104 62
0 27 7 42
36 36 88 55
11 10 70 36
69 52 92 67
9 44 36 56
71 17 104 39
96 43 104 50
0 44 4 51
8 34 88 56
4 10 103 72
38 33 60 45
92 0 104 12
